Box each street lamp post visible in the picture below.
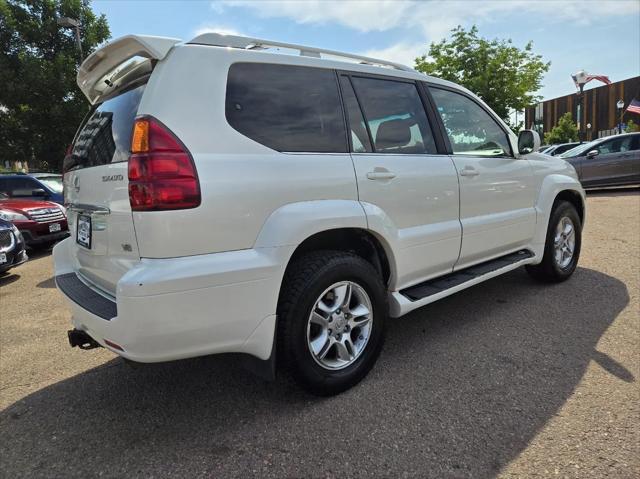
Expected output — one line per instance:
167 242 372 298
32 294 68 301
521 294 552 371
57 16 83 62
573 70 588 142
616 99 625 134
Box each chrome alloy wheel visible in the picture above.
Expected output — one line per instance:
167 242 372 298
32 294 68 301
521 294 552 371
306 281 373 370
554 216 576 269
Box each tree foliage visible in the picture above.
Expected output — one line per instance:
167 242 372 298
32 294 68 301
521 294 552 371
415 25 549 129
544 112 579 144
625 119 639 133
0 0 110 172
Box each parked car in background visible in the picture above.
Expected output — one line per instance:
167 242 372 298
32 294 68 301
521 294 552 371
542 142 581 156
0 218 27 274
559 133 640 189
0 173 64 204
0 194 69 248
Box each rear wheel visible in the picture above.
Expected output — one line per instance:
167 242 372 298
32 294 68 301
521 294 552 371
277 251 387 396
526 200 582 282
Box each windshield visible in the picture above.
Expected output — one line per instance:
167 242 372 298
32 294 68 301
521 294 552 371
559 139 599 158
37 176 63 193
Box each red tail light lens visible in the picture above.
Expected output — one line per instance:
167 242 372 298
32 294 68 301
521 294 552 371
128 117 200 211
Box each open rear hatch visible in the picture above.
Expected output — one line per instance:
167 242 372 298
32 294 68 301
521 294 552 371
63 35 180 295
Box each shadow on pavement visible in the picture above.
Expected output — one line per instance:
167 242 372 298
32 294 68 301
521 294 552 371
36 277 56 289
0 267 630 478
0 272 20 287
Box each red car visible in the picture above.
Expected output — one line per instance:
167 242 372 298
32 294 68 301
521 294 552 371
0 195 69 248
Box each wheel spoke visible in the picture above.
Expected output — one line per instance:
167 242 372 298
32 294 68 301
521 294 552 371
310 311 328 327
316 299 333 315
317 336 334 360
333 283 352 310
348 303 370 319
349 315 370 331
335 340 353 362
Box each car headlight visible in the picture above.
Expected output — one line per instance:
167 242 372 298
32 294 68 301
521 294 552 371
58 204 67 217
10 224 23 242
0 209 28 221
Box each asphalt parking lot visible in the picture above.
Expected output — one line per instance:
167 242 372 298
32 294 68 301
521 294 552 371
1 189 638 478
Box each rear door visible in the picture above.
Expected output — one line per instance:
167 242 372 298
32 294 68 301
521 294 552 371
342 74 461 288
63 83 146 294
428 86 536 269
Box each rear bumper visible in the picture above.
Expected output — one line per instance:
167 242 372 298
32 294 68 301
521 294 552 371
53 238 292 363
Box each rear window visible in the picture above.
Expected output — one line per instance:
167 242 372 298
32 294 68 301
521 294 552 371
225 63 347 153
64 84 145 172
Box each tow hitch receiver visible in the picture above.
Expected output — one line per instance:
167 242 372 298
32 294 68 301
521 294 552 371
68 329 101 350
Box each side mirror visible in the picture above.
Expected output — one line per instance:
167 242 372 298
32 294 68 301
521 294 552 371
586 150 599 159
518 129 541 155
31 188 48 197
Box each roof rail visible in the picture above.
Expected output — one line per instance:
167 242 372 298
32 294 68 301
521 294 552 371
188 33 416 73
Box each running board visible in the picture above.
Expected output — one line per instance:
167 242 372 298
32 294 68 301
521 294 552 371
390 249 535 317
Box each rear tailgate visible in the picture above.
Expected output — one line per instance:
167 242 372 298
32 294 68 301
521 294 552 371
63 35 180 295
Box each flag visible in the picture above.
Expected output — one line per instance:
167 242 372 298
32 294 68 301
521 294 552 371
571 73 612 88
626 98 640 115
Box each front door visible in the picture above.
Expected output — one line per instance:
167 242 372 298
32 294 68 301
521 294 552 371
340 74 461 289
428 86 537 269
581 134 640 188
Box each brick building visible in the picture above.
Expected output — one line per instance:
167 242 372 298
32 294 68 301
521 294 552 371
524 76 640 141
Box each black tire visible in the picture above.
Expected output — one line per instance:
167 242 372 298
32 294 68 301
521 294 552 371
277 251 387 396
526 200 582 282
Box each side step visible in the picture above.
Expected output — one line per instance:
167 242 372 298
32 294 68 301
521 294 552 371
401 249 534 301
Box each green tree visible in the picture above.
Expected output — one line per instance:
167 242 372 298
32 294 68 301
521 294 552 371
0 0 110 172
625 119 639 133
415 25 550 129
544 112 579 144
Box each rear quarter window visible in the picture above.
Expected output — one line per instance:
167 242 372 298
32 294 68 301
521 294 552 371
225 63 347 153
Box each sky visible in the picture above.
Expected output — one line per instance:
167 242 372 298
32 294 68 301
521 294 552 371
92 0 640 101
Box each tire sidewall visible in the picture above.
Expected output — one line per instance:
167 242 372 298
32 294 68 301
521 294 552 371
546 202 582 278
287 257 387 392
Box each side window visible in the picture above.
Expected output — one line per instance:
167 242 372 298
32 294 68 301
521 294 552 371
597 136 633 154
350 76 437 154
339 76 372 153
430 87 512 157
226 63 347 153
6 178 38 197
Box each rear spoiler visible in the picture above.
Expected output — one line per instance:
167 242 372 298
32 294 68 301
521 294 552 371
77 35 181 105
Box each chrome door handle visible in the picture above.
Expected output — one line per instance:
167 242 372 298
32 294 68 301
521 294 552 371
460 168 479 177
366 171 396 180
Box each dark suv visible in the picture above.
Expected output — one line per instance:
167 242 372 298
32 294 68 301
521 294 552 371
0 173 64 204
0 218 27 273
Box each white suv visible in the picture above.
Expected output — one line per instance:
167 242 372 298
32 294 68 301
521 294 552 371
55 33 585 395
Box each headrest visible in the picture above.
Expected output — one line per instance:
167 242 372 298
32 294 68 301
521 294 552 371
375 119 412 150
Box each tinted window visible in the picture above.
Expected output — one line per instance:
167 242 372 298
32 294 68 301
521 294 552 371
226 63 347 153
351 77 436 154
2 177 38 197
597 136 634 154
65 84 145 172
339 76 372 153
430 87 512 157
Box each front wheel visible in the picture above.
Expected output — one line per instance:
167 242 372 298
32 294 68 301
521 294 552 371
277 251 387 396
526 200 582 282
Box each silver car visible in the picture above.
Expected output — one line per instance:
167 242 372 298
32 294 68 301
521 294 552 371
559 133 640 189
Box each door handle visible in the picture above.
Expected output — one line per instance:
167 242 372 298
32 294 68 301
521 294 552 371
460 167 479 177
366 170 396 180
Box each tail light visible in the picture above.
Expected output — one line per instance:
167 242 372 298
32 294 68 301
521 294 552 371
128 116 200 211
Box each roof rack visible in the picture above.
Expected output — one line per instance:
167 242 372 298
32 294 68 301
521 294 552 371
188 33 416 73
